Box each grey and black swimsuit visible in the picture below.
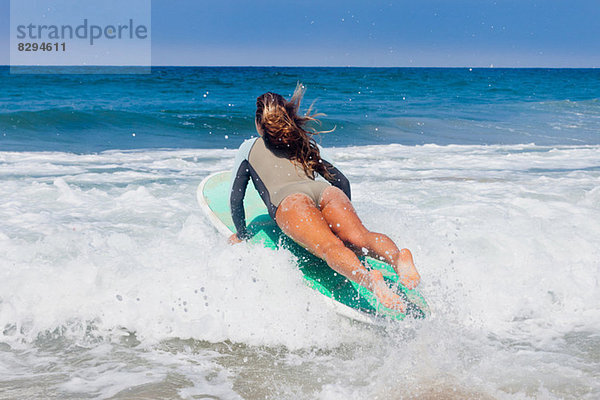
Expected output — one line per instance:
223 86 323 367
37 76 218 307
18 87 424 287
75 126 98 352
230 137 351 239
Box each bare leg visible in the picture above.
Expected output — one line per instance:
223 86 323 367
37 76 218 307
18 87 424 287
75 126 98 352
319 186 421 289
276 193 406 311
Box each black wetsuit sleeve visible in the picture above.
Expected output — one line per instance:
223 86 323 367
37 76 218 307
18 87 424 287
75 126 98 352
230 160 251 240
321 159 351 200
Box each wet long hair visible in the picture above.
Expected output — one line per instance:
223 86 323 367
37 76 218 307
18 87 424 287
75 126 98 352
255 83 333 180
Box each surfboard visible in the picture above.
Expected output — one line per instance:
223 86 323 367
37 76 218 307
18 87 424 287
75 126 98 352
197 171 429 323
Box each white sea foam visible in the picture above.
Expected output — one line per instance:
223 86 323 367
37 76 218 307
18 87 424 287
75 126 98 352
1 144 599 399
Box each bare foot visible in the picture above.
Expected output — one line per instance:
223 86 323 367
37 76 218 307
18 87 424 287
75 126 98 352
368 270 406 312
395 248 421 290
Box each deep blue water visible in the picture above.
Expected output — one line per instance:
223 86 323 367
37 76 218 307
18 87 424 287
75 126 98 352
1 66 599 152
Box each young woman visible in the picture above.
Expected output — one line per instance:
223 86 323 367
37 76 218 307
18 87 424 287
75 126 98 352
228 84 420 311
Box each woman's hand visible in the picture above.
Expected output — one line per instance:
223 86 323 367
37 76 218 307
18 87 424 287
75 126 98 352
228 233 243 245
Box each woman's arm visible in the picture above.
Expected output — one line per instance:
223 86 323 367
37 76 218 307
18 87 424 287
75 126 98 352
230 161 251 240
229 139 257 240
321 159 351 200
317 144 351 200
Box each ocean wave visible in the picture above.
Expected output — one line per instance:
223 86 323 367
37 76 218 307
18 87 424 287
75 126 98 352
1 144 599 399
0 107 253 132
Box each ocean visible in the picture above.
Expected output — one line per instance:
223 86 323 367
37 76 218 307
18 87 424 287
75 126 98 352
0 67 599 399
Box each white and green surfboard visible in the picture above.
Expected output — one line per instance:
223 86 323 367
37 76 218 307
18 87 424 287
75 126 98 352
197 171 429 323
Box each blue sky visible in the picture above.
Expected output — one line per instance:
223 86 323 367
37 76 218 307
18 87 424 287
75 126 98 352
2 0 599 67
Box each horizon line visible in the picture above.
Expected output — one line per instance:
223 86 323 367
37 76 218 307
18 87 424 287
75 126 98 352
3 64 599 69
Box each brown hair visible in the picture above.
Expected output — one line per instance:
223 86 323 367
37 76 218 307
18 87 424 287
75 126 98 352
255 83 333 180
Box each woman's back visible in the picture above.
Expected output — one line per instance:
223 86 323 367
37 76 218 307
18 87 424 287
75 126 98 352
247 137 326 206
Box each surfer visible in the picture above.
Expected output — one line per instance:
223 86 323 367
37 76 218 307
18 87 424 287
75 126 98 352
228 83 420 311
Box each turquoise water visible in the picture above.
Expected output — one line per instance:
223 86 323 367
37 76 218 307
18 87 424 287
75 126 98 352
1 67 599 399
1 67 599 151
